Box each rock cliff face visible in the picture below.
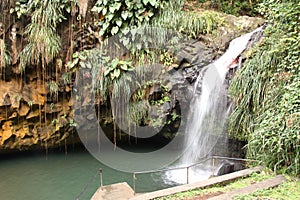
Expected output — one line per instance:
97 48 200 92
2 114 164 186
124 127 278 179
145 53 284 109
0 11 264 153
0 77 76 151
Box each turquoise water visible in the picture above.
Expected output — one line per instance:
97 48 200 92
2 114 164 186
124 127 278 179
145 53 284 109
0 147 173 200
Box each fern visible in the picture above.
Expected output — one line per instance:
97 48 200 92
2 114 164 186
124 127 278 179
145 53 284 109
0 39 11 69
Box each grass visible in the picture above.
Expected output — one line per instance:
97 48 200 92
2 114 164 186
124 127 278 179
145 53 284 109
152 2 222 38
234 179 300 200
155 170 299 200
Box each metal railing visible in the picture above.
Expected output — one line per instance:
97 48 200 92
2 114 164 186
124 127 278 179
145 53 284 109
75 168 104 200
76 156 258 198
132 155 258 194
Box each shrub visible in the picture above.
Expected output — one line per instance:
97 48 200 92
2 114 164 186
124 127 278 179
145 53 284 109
229 0 300 175
91 0 166 37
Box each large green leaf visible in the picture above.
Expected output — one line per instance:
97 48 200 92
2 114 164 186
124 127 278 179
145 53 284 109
122 27 130 35
149 0 157 7
102 22 110 31
116 20 122 27
67 58 78 69
106 14 114 22
79 61 86 68
115 68 121 78
121 11 129 20
120 64 128 70
102 0 108 6
104 68 112 76
111 58 119 68
121 37 130 46
109 5 117 13
111 26 119 35
102 7 107 15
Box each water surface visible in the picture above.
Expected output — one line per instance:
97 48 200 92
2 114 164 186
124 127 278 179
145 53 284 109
0 147 173 200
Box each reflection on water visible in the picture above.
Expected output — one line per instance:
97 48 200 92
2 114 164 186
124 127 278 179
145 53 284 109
0 146 172 200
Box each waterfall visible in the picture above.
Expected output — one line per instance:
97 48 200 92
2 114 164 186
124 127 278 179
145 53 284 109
164 26 264 184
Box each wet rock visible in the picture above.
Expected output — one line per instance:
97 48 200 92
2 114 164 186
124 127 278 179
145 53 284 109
182 66 200 83
178 61 191 69
26 109 40 119
45 103 63 113
174 40 214 85
210 15 265 53
0 80 22 107
162 102 171 113
3 94 11 106
18 103 30 116
149 84 162 96
87 113 95 120
8 112 17 119
217 160 235 176
1 121 13 145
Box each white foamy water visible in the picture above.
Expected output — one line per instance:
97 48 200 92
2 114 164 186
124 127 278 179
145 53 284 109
164 27 264 184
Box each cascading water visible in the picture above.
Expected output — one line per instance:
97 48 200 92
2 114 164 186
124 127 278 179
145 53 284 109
165 26 265 184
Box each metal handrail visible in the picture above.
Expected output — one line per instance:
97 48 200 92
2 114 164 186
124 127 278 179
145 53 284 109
78 156 258 197
133 156 212 175
212 156 257 162
76 168 103 200
132 155 258 194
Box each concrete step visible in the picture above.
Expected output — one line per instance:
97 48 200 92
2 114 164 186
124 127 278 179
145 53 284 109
129 166 263 200
91 182 134 200
208 174 287 200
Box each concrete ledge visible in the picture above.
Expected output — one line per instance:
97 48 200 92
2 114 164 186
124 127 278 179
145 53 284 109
91 182 134 200
130 166 263 200
208 175 287 199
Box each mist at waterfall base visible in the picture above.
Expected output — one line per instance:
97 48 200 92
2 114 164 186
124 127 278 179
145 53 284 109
164 26 264 184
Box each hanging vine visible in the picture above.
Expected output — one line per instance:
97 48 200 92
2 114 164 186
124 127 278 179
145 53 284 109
12 0 71 71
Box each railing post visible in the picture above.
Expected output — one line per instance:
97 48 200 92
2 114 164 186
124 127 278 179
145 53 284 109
212 157 215 177
186 167 189 184
133 173 136 195
99 168 103 189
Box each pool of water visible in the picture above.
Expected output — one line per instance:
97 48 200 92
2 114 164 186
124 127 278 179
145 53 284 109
0 147 175 200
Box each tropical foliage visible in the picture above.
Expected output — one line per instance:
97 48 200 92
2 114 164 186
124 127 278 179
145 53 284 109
213 0 261 16
1 0 299 177
152 6 220 37
229 0 300 175
0 39 11 69
92 0 166 37
12 0 71 71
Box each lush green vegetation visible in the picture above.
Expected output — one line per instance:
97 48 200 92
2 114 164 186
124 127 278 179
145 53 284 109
91 0 165 36
212 0 261 16
10 0 72 72
229 0 300 176
64 0 221 142
151 5 221 37
184 0 261 16
1 0 299 177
